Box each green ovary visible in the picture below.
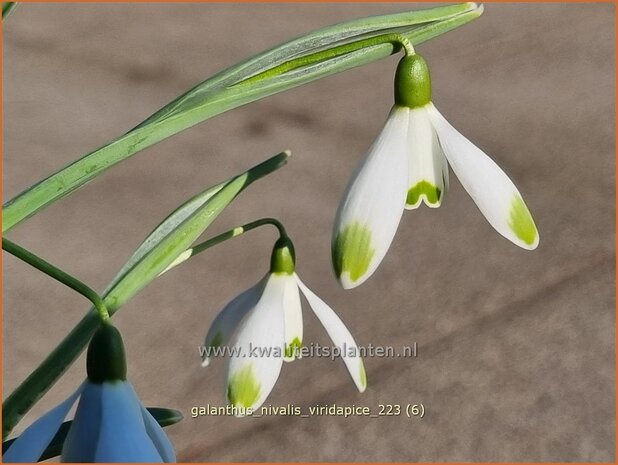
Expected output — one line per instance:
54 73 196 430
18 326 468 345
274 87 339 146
227 365 261 408
332 222 375 283
508 195 538 245
407 180 441 206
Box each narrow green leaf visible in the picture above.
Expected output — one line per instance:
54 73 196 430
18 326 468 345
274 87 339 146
137 2 478 126
2 2 17 20
2 152 288 439
197 2 476 88
2 4 482 232
108 152 286 309
2 407 182 461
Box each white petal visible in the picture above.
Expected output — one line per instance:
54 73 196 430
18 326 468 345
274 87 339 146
202 276 267 367
332 106 409 289
4 383 84 463
226 273 287 414
406 106 449 209
427 103 539 249
283 274 302 362
296 276 367 393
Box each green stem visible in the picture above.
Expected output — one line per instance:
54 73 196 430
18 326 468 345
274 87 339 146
159 217 286 276
2 239 110 321
240 32 414 85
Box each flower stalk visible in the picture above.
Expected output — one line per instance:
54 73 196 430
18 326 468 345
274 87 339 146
2 239 110 322
159 218 288 276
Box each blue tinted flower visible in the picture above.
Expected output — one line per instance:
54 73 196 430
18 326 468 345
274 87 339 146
4 324 176 463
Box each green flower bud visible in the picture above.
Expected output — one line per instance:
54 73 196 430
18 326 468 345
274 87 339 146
394 54 431 108
87 323 127 383
270 236 296 275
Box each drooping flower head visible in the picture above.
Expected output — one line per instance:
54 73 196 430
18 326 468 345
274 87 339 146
3 323 176 463
332 51 539 289
203 236 366 415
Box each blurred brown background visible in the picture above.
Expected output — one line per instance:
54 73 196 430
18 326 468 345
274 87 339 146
2 2 615 462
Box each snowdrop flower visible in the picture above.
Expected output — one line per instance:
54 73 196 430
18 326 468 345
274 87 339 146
332 53 539 289
202 237 366 414
4 324 176 463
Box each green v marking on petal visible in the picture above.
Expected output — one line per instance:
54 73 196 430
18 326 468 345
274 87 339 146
508 195 538 245
285 337 302 359
407 180 441 206
332 222 375 283
359 363 367 390
228 365 261 408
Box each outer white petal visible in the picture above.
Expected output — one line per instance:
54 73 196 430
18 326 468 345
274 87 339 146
93 381 162 462
296 276 367 393
282 274 302 362
406 106 449 209
427 103 539 249
226 273 286 414
332 106 410 289
4 383 84 463
202 276 267 367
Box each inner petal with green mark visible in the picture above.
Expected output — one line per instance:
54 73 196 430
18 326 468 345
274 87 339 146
285 337 302 360
227 364 261 408
508 195 538 246
406 180 441 207
332 222 375 283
